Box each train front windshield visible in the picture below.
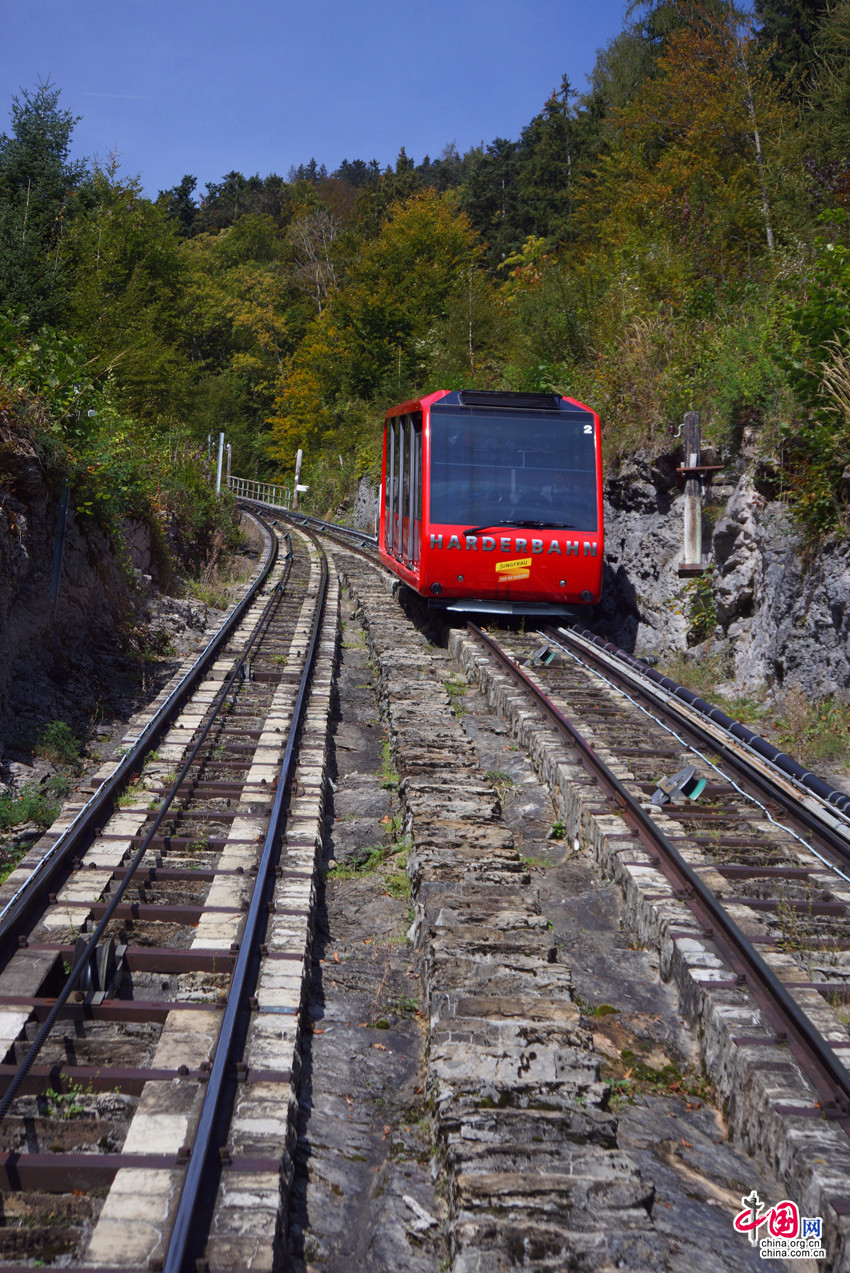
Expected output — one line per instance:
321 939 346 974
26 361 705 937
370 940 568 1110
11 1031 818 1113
428 405 598 531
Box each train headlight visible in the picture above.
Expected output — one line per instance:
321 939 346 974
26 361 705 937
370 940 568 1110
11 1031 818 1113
580 590 593 603
430 582 443 595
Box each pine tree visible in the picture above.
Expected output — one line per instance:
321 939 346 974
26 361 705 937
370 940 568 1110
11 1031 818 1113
159 174 199 236
754 0 831 96
0 79 87 325
516 77 579 244
462 138 524 267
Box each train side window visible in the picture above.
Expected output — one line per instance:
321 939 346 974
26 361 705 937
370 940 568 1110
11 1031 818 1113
409 413 422 567
396 415 406 561
401 415 410 560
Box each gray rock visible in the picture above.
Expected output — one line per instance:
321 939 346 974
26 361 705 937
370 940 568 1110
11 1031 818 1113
596 449 690 657
352 476 378 532
596 458 850 700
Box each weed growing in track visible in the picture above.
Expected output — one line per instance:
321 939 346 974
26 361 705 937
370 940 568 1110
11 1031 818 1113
0 778 68 840
380 739 399 790
444 675 467 715
485 769 514 804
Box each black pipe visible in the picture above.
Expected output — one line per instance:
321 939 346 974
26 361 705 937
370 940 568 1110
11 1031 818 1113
570 627 850 815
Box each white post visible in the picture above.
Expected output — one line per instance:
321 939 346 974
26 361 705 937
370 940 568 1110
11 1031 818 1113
215 432 225 494
226 443 231 484
293 448 303 511
683 412 701 567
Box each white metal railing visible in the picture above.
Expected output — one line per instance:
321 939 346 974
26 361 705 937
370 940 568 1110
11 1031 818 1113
228 475 290 509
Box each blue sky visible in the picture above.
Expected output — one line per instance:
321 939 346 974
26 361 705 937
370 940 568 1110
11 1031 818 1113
3 0 630 198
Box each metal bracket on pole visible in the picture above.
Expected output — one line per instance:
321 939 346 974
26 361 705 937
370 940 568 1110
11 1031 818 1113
293 448 303 511
676 413 723 577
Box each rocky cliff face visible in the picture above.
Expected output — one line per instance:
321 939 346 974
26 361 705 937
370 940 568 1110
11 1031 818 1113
352 475 379 532
0 412 144 744
711 479 850 698
596 450 850 701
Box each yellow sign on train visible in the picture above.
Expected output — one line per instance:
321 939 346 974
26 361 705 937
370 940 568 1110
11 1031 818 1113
495 557 532 574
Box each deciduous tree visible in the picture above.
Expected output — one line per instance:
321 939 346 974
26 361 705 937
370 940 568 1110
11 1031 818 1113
268 190 487 468
578 6 795 292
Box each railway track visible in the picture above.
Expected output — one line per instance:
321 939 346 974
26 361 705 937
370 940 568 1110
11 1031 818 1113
4 500 850 1268
449 619 850 1261
260 508 850 1264
0 510 340 1271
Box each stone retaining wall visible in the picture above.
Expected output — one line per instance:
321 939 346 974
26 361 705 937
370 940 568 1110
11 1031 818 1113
341 557 666 1272
449 626 850 1270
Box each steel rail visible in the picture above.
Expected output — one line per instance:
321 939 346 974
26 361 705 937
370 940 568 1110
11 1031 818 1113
0 534 295 1125
545 624 850 867
163 543 329 1273
467 621 850 1121
279 508 378 549
0 509 281 966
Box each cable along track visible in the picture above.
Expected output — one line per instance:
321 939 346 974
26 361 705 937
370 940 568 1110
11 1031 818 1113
455 622 850 1260
0 514 335 1273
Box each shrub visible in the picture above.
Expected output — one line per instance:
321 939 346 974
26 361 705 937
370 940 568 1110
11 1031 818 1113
35 720 80 765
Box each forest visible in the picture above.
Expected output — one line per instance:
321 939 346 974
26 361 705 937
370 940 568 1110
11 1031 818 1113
1 0 850 558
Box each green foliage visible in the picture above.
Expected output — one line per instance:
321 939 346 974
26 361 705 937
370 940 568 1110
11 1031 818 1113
785 211 850 404
186 552 253 610
62 163 194 426
485 769 514 803
515 77 580 243
44 1080 92 1119
780 210 850 537
179 215 291 473
35 720 80 765
806 0 850 168
0 80 88 326
755 0 831 97
269 190 494 472
684 573 716 645
0 311 237 576
461 138 523 269
0 781 62 832
326 838 410 897
380 738 399 790
0 311 100 424
3 33 849 549
775 684 850 766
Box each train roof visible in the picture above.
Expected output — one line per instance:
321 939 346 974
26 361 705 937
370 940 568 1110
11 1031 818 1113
385 389 597 418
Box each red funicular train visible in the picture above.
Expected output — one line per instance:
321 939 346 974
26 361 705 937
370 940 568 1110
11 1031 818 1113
379 389 604 615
